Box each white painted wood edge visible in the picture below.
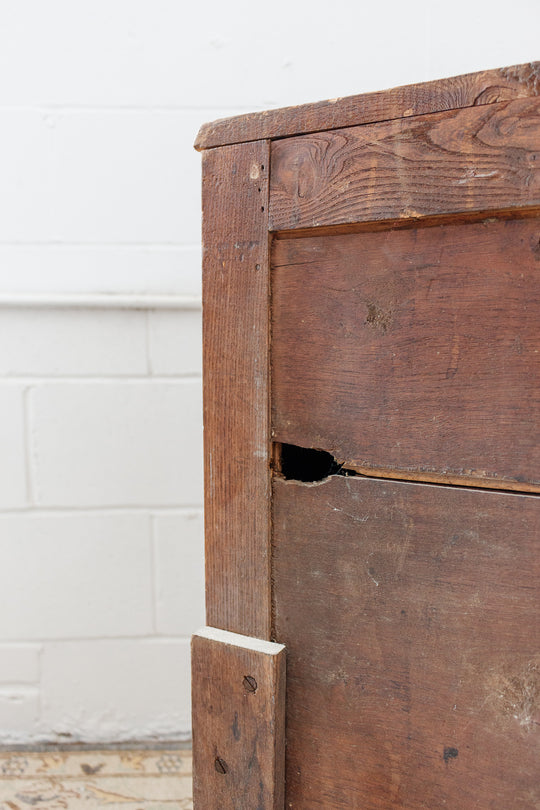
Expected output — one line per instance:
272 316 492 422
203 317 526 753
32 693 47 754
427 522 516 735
0 294 202 310
194 626 285 656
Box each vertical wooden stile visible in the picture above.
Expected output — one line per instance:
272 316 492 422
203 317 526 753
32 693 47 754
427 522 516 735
202 141 272 641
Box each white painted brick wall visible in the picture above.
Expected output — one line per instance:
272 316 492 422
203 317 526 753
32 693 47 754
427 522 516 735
0 309 148 377
153 513 205 636
0 513 154 640
30 381 203 506
0 307 205 744
40 640 191 743
148 311 202 377
0 0 537 745
0 646 41 684
0 690 40 738
0 245 202 297
0 386 28 510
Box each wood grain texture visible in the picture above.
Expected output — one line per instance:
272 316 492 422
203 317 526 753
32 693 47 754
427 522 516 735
202 141 272 639
272 216 540 491
273 475 540 809
195 61 540 151
192 628 286 810
269 97 540 231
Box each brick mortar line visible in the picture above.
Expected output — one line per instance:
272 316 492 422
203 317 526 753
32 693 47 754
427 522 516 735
0 243 201 248
0 507 203 515
0 636 193 644
0 376 202 383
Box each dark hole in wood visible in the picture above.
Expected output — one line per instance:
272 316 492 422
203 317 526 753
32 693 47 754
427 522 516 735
277 443 357 482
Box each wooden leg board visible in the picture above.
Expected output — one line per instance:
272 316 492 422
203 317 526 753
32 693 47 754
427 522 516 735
273 476 540 809
192 628 286 810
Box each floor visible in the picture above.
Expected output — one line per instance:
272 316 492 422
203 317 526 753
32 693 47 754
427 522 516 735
0 748 193 809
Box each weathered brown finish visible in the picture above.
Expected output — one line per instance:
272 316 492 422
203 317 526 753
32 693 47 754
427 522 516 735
269 96 540 231
195 61 540 151
202 141 272 639
192 628 286 810
198 65 540 809
272 216 540 491
273 475 540 809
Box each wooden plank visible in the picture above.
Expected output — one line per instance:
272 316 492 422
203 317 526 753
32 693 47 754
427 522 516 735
195 61 540 151
192 627 286 810
271 216 540 491
272 475 540 809
202 141 272 639
269 97 540 231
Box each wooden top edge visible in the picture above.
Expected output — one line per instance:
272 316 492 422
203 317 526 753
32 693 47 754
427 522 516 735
193 626 286 654
194 61 540 150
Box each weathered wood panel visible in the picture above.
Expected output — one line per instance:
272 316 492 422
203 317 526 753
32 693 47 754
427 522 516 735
269 97 540 231
272 216 540 490
192 628 286 810
195 61 540 151
202 141 272 638
273 475 540 809
198 65 540 810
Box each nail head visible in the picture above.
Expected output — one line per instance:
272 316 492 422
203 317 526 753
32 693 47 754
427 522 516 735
243 675 258 693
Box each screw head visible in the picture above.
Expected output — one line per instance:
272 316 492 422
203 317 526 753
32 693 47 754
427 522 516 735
243 675 258 693
214 756 228 775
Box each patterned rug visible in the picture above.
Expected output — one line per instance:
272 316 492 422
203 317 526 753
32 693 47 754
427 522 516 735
0 749 193 809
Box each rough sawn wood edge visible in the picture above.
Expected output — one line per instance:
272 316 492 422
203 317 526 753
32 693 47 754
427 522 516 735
195 61 539 151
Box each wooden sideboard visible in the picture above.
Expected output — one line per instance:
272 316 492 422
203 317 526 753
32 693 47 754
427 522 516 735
193 62 540 809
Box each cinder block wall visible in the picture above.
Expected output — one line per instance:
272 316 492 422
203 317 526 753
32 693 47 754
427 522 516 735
0 306 205 743
0 0 536 745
